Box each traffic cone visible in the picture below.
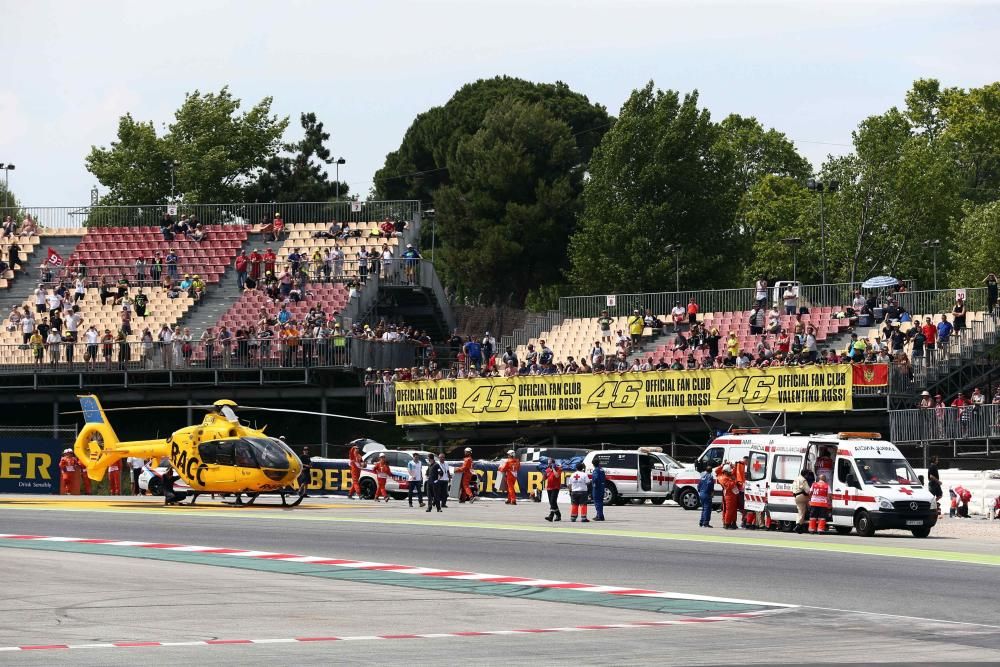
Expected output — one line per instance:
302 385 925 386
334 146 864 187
808 518 817 533
818 518 827 532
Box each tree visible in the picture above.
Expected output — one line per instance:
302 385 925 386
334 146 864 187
948 200 1000 287
818 106 962 286
433 99 581 303
374 77 610 305
246 112 347 203
568 83 737 293
86 87 288 205
905 78 946 140
714 114 812 196
374 76 611 203
940 81 1000 203
0 181 22 213
737 175 815 285
85 114 172 205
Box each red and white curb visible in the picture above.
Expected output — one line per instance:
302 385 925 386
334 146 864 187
0 615 774 652
0 533 794 609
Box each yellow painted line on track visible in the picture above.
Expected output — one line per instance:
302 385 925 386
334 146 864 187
0 498 357 511
1 498 999 567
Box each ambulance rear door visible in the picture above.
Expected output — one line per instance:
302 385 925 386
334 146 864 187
743 449 768 513
768 451 804 522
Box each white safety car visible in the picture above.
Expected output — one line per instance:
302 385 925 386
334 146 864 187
138 463 192 497
358 444 435 499
584 447 686 505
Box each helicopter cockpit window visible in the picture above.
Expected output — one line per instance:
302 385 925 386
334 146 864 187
243 437 292 470
234 441 259 468
199 440 235 466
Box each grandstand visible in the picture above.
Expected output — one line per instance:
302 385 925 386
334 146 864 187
517 307 852 365
0 233 41 289
208 221 396 334
66 224 248 284
276 222 401 271
0 224 248 350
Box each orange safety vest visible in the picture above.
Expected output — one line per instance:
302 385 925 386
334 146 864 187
809 480 832 508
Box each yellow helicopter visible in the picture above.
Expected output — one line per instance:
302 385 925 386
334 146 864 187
69 394 382 506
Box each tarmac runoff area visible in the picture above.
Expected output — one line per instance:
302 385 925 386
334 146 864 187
0 496 999 665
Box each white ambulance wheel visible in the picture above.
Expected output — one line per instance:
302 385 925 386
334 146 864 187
603 483 619 506
650 497 666 505
678 488 700 511
360 478 376 500
910 527 931 538
147 478 162 496
855 510 876 537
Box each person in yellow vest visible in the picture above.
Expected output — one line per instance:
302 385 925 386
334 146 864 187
29 330 44 366
628 309 644 346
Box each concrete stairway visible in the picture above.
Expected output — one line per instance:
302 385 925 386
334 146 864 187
0 236 82 315
175 234 262 337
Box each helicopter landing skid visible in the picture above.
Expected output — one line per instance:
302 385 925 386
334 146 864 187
212 489 303 507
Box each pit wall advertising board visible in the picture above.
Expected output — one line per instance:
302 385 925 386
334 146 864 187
0 438 62 493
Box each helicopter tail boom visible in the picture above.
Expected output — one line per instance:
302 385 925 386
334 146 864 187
73 395 166 481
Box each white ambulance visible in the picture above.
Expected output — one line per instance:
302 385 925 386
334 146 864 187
672 432 754 510
584 447 684 505
674 429 938 537
741 432 937 537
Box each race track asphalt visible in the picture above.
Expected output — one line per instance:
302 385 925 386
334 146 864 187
1 496 998 665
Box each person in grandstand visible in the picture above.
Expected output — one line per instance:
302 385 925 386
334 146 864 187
598 310 614 341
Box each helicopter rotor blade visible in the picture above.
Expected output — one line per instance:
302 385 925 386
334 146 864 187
60 405 217 415
62 404 386 424
233 406 386 424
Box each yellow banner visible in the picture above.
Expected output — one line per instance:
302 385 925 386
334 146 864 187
395 365 854 425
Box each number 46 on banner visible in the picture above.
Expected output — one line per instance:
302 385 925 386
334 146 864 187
462 385 515 413
715 376 775 405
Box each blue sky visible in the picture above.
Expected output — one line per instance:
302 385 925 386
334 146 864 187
2 0 998 205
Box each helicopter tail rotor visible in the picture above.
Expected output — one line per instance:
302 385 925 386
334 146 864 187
73 396 123 482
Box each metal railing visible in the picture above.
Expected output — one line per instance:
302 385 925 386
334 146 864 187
501 309 565 353
903 314 999 390
891 405 1000 443
366 382 396 414
43 264 210 285
0 200 421 230
0 336 421 375
558 280 917 320
0 338 351 373
895 287 988 317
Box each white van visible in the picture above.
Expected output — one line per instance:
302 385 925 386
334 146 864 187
584 447 684 505
741 432 938 537
357 446 434 499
